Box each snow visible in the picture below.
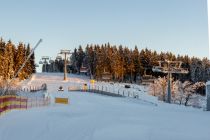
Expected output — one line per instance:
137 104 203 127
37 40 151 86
0 73 210 140
206 81 210 85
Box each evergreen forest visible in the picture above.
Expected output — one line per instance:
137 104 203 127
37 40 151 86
0 38 36 80
43 43 210 83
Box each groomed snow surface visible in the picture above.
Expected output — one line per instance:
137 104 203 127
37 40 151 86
0 73 210 140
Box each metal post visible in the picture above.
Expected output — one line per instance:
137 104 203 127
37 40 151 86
45 60 47 72
59 50 71 81
152 60 188 104
64 53 67 80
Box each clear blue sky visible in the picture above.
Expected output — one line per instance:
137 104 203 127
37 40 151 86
0 0 208 71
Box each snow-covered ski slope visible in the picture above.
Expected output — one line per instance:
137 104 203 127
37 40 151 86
0 73 210 140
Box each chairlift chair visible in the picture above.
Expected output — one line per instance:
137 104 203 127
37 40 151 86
141 69 155 85
49 60 54 63
39 61 43 64
152 66 163 73
56 56 62 61
101 67 111 81
35 64 39 67
80 63 88 73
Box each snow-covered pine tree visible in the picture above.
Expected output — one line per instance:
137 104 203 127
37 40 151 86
24 45 32 78
124 47 134 82
100 44 107 74
15 43 26 80
0 38 6 79
85 45 91 76
28 44 36 73
95 45 102 79
201 58 210 82
110 46 120 81
77 45 85 74
117 45 125 82
3 40 15 79
133 46 141 82
106 43 113 78
70 48 78 73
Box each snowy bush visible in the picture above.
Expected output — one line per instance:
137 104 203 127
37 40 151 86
0 78 20 95
148 77 167 101
173 81 196 105
173 80 205 107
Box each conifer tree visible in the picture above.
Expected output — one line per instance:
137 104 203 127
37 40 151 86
24 45 32 78
109 46 119 80
69 43 210 83
0 38 6 78
71 48 78 73
0 38 36 80
28 44 36 73
133 46 141 82
118 45 125 81
124 47 134 82
85 44 95 78
4 40 15 79
77 45 85 74
95 45 103 79
15 43 26 80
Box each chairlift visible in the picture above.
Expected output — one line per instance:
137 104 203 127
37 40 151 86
102 71 111 81
141 68 155 84
152 66 163 72
39 61 43 64
80 66 88 73
102 74 111 80
67 63 72 66
56 56 62 61
170 68 188 74
35 64 39 67
153 61 189 74
49 60 54 63
80 63 88 73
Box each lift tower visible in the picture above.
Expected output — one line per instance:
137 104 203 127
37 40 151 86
152 60 188 103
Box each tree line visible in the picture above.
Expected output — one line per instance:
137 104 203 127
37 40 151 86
45 43 210 83
0 38 36 80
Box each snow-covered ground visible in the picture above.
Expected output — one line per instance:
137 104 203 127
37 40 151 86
0 73 210 140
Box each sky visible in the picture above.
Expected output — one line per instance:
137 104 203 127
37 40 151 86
0 0 209 72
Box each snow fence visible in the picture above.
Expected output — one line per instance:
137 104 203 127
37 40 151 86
67 83 139 98
0 95 50 116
